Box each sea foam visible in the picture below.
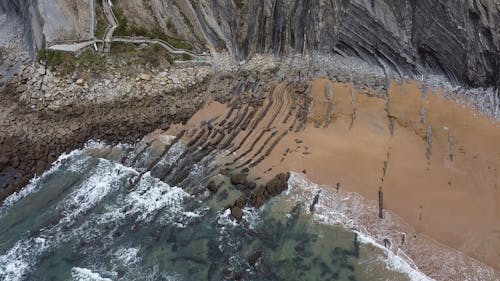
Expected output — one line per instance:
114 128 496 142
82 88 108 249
71 267 112 281
286 172 433 281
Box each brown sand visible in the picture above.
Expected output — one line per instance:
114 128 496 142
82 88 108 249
168 79 500 275
252 79 500 272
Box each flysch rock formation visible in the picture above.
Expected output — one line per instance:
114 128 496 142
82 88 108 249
2 0 499 86
0 1 499 279
104 0 499 87
0 0 498 210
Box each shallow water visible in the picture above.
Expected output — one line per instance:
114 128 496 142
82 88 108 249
0 142 420 281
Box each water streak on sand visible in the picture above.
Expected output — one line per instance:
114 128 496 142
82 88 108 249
166 78 499 279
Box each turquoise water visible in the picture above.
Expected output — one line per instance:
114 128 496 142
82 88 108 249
0 142 418 281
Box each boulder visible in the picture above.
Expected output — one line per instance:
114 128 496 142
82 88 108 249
230 206 243 222
16 85 27 93
140 74 152 81
233 195 247 209
244 180 256 190
250 172 290 207
37 67 46 75
75 78 84 85
230 173 247 185
247 250 262 267
206 181 218 193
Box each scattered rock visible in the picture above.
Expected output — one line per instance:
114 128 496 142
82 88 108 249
75 78 84 85
219 168 230 176
217 189 229 201
37 67 45 75
233 195 247 209
250 172 290 207
230 173 247 185
16 85 27 93
230 206 243 222
233 271 243 280
206 180 218 193
244 180 256 190
140 74 151 81
247 250 262 267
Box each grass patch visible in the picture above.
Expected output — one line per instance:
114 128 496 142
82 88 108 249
41 49 105 77
112 5 193 50
111 42 175 66
40 45 175 78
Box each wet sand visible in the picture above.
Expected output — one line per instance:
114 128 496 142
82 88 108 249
167 79 500 278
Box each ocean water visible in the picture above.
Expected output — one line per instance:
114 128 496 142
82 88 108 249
0 141 429 281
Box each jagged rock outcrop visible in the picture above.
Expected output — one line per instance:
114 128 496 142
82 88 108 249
0 0 43 54
1 0 92 54
113 0 500 87
3 0 500 85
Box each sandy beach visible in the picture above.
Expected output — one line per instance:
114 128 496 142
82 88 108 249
169 78 500 277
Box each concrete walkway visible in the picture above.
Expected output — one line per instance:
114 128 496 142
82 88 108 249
44 0 212 65
48 40 98 52
112 37 209 60
102 0 118 53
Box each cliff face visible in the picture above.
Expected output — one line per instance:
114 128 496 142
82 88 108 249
0 0 43 54
5 0 500 87
0 0 92 54
191 0 499 87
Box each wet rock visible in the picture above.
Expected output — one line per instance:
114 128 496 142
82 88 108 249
250 172 290 207
206 180 218 193
244 180 256 190
230 173 247 185
230 206 243 222
35 159 46 175
217 189 229 201
247 250 262 267
233 271 243 280
222 268 232 279
295 243 305 253
233 195 247 209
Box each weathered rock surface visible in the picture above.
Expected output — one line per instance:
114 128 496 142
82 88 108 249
3 0 498 87
109 0 499 87
250 172 290 207
230 173 247 185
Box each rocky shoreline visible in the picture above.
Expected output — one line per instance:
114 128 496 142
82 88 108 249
0 46 384 202
0 61 217 201
1 48 498 203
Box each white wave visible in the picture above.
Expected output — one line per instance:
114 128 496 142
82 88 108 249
163 142 186 166
0 235 51 281
286 172 433 281
112 247 140 265
90 170 202 229
0 140 121 214
0 148 85 215
357 232 432 281
57 159 138 225
0 141 204 280
126 172 191 223
159 134 176 145
71 267 112 281
0 158 138 280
